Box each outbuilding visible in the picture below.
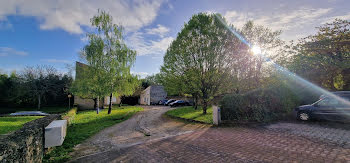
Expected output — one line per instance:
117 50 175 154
140 85 167 105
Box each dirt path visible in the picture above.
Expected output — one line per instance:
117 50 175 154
70 106 210 161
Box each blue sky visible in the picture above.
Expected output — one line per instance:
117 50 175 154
0 0 349 78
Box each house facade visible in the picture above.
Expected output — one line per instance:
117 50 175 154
74 61 120 110
140 85 167 105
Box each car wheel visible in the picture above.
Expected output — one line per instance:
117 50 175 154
298 112 310 121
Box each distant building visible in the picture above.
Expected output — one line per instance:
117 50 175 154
140 85 167 105
74 61 120 110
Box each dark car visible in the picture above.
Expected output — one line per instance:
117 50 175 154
169 100 190 107
319 91 350 100
165 99 176 106
295 92 350 121
158 99 168 105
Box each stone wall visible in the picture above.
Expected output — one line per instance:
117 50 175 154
140 85 167 105
0 114 60 163
150 86 167 104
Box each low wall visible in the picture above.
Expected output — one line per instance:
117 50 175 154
0 114 60 163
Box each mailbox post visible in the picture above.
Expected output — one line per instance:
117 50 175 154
68 94 72 109
213 105 221 125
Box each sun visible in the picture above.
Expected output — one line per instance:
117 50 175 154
251 45 262 55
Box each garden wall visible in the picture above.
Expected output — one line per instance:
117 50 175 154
0 114 60 163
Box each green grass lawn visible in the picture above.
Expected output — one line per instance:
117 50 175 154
43 106 143 163
166 106 213 124
0 106 70 114
0 116 43 134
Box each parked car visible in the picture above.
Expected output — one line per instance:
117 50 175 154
158 99 168 105
169 100 190 107
165 99 176 106
295 91 350 121
319 91 350 99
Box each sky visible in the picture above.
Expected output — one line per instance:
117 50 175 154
0 0 349 78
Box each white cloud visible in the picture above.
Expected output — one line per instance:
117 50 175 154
0 0 164 34
224 7 332 31
126 31 173 56
146 24 170 37
80 35 89 42
322 12 350 24
41 59 72 64
0 47 28 56
131 71 149 78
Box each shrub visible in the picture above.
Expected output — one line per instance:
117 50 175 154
62 108 77 125
220 83 307 122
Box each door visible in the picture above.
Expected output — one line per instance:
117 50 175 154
313 98 339 121
336 96 350 121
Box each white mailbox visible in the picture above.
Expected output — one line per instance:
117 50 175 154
45 120 67 148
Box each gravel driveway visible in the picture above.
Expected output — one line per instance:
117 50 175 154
70 106 350 163
70 106 209 161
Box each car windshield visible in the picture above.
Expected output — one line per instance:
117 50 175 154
314 97 350 107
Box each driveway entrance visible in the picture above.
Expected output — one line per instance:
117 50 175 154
71 106 350 162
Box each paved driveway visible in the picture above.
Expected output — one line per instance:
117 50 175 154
71 106 350 163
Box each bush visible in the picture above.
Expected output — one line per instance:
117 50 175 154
62 108 77 124
220 83 307 122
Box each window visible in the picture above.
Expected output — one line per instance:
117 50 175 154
318 98 339 106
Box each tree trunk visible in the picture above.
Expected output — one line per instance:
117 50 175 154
202 99 208 114
93 98 97 109
194 95 198 110
38 95 41 110
93 98 99 114
108 93 112 114
100 100 104 109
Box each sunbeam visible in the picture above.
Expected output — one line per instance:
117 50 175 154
214 14 350 107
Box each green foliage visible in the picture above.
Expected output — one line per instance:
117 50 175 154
43 106 143 163
161 13 237 114
289 19 350 91
161 13 285 114
62 107 78 124
220 81 310 122
141 74 163 89
0 67 72 109
0 116 42 134
237 21 285 91
71 10 138 112
166 106 213 124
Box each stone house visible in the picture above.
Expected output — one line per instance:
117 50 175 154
140 85 167 105
74 62 120 110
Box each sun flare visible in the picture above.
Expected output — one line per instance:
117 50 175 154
251 45 262 55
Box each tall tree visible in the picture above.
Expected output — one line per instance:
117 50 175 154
90 10 137 114
161 13 235 114
21 66 59 109
290 19 350 90
237 21 285 90
72 10 138 114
